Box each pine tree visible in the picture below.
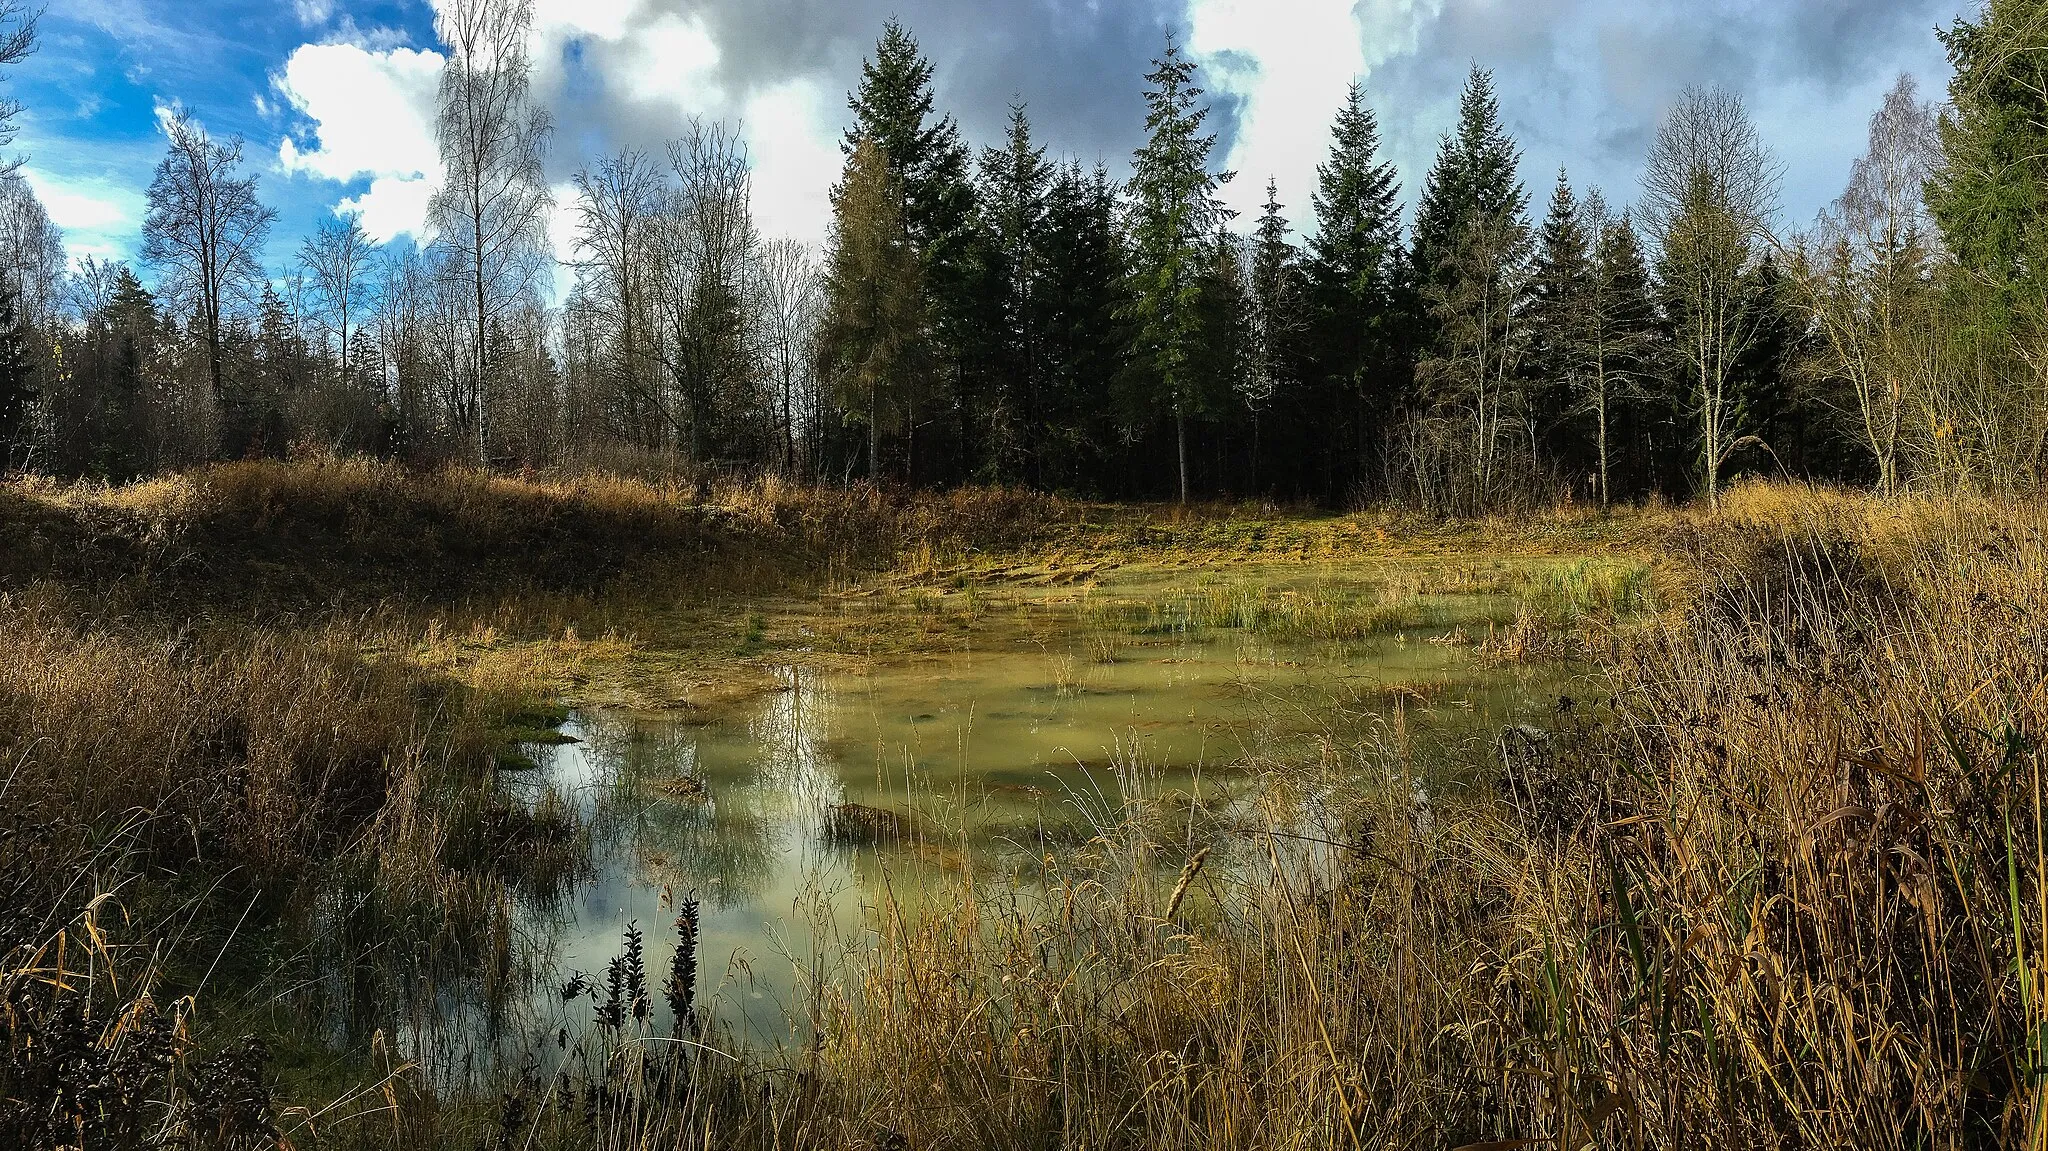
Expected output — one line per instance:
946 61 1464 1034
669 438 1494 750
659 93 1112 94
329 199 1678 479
0 274 31 471
1411 67 1529 299
975 102 1052 481
820 137 932 482
1409 66 1532 510
98 268 156 479
1245 179 1301 492
1307 81 1404 475
1123 31 1233 503
1928 0 2048 317
842 19 980 479
1527 172 1595 487
1193 228 1253 490
1036 162 1126 492
1586 211 1663 505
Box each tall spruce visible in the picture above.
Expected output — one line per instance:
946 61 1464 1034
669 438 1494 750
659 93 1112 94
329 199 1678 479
820 138 931 482
1928 1 2048 320
1308 82 1404 479
1193 228 1253 488
1245 179 1301 491
1527 172 1596 485
975 103 1052 481
1123 32 1232 503
1411 67 1528 298
842 19 980 478
1409 66 1531 511
1586 210 1662 504
1035 162 1126 491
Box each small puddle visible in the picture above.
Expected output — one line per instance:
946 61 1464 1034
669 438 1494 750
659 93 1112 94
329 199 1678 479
401 574 1582 1083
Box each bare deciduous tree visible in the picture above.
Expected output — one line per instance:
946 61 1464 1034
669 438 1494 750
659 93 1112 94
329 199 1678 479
0 1 37 177
298 211 377 388
652 120 760 466
429 0 552 464
1640 87 1781 507
571 149 662 446
758 238 823 476
0 173 65 326
1790 74 1943 495
141 109 276 414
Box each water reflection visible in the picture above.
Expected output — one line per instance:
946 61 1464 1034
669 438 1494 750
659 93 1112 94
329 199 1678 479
396 608 1567 1079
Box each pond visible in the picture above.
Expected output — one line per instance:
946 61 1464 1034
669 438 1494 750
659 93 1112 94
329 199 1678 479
401 562 1586 1083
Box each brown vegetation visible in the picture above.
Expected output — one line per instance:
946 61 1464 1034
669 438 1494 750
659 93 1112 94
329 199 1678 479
466 481 2048 1150
9 459 2041 1149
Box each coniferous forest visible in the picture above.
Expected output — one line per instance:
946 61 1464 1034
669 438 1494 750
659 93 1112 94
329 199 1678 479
2 4 2030 510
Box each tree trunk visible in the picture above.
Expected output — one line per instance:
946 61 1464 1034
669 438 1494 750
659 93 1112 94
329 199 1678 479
1176 401 1188 504
1597 386 1610 510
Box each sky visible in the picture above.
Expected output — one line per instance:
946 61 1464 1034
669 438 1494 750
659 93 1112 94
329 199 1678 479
15 0 1968 287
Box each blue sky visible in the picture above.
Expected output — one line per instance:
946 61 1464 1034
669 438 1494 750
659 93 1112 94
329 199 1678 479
15 0 1968 285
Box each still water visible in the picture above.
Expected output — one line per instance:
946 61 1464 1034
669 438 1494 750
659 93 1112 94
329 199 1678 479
407 573 1574 1080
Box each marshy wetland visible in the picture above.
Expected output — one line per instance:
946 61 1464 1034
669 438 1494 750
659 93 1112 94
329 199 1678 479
451 559 1601 1065
10 461 2048 1149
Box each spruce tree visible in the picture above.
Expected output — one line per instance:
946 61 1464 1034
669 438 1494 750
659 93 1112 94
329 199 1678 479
1411 67 1528 297
1036 162 1127 492
820 137 932 482
842 19 980 478
1246 179 1301 492
1193 228 1253 490
975 103 1051 481
1527 171 1596 484
1587 211 1663 504
1307 81 1403 470
1928 0 2048 315
1408 66 1532 510
1123 32 1232 503
0 274 31 471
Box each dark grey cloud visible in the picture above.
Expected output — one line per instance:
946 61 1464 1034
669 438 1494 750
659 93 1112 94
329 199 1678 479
540 0 1209 184
705 0 1194 163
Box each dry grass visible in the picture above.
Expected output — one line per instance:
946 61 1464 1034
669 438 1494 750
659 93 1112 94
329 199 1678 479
429 482 2048 1151
17 459 2045 1149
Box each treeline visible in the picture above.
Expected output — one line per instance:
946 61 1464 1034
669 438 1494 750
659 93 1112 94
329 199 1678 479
1 1 2044 508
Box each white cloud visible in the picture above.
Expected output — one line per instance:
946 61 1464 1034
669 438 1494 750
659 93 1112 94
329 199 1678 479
21 166 145 264
546 178 581 299
530 0 638 45
1190 0 1365 229
395 0 838 254
276 43 441 183
152 99 183 136
744 78 841 245
294 0 334 27
505 0 828 244
274 41 445 240
610 12 724 113
340 176 440 245
1190 0 1445 231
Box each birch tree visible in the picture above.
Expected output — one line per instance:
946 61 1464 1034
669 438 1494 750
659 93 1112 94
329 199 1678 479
1640 87 1780 507
298 211 377 389
141 110 275 421
428 0 552 464
572 149 662 447
1791 75 1942 495
759 239 823 476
